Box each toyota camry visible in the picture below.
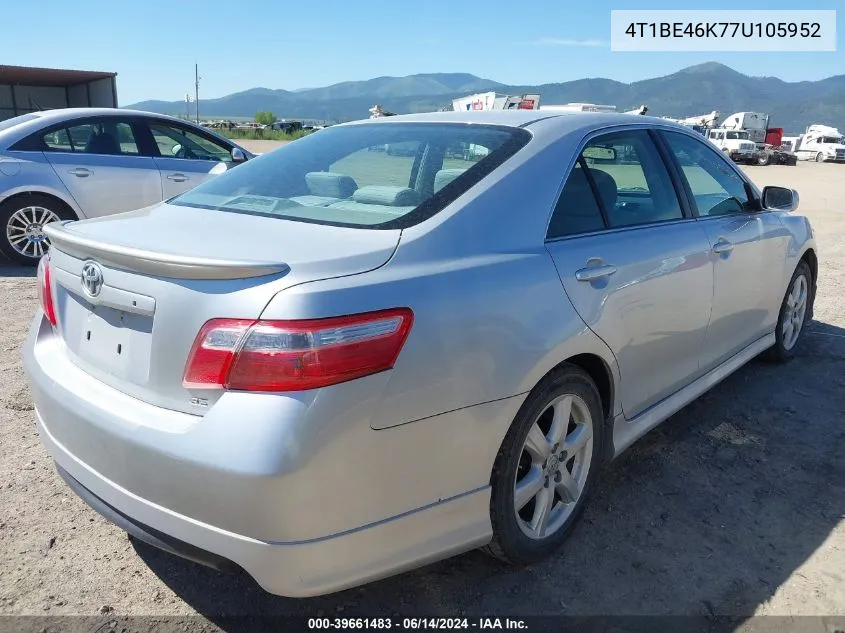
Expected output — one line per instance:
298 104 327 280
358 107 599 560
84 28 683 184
24 110 817 597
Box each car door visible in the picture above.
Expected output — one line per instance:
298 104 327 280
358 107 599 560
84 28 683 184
143 119 235 198
545 128 714 419
41 118 162 218
658 130 790 371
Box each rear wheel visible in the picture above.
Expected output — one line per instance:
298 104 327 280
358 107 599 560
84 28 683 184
764 260 812 363
0 194 73 266
485 365 604 564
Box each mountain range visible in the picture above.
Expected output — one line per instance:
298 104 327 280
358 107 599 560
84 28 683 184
125 63 845 133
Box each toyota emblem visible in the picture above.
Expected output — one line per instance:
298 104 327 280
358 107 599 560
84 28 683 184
80 261 104 298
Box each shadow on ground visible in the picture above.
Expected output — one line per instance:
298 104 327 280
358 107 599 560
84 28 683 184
0 263 36 278
123 319 844 626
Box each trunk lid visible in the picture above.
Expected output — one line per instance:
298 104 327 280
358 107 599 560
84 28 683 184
44 203 401 414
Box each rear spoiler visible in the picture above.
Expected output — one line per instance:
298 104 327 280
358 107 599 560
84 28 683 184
43 222 289 280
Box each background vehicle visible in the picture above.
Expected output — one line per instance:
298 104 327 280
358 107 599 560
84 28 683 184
452 92 541 111
706 128 758 163
719 112 797 166
268 120 303 133
792 124 845 162
25 111 816 598
0 108 253 264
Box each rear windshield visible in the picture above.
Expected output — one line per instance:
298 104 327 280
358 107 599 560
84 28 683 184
171 122 530 229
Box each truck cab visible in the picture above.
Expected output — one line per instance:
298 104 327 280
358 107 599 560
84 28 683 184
793 125 845 162
707 128 757 163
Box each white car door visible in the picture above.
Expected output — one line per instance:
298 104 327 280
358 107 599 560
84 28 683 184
41 118 162 218
144 120 236 199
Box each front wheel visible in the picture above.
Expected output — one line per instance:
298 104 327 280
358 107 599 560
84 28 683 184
485 365 604 564
764 260 813 363
0 195 72 265
815 152 825 163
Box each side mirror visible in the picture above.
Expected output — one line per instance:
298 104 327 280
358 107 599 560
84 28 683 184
761 186 799 212
231 147 247 163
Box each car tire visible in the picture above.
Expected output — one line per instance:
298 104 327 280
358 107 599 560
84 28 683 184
763 260 813 364
757 152 770 166
484 364 604 565
815 152 825 163
0 194 74 266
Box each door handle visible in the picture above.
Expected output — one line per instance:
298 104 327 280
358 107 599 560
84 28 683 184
68 167 92 177
167 173 188 182
575 264 618 282
712 238 734 254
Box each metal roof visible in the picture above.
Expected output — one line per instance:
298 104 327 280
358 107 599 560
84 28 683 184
0 65 116 87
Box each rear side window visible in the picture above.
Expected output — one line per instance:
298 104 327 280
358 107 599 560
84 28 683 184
40 120 140 155
171 123 530 229
547 129 683 238
547 161 606 238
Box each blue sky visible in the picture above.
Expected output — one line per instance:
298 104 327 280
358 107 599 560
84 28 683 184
1 0 842 105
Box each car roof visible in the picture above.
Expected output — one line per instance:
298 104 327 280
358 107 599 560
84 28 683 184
0 108 214 148
341 110 693 137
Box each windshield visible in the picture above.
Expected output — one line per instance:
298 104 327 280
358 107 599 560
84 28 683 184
726 131 749 140
171 122 530 229
821 136 843 144
0 113 40 134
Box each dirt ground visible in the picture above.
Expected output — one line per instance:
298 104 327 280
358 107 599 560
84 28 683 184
0 159 843 630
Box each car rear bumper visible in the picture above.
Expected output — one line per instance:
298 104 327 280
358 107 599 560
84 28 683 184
41 420 490 596
24 315 518 596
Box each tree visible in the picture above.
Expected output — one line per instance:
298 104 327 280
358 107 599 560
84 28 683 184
255 111 277 125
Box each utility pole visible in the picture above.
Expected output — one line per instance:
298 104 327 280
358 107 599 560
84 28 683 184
194 63 200 124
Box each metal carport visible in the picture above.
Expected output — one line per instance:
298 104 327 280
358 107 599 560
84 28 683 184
0 65 117 121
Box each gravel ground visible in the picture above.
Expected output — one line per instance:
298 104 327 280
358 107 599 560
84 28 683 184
0 160 843 630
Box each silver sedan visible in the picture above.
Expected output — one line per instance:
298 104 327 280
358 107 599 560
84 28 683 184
23 110 817 597
0 108 252 265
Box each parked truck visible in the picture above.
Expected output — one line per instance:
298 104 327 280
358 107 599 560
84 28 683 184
452 92 540 112
709 111 797 166
538 103 648 115
790 124 845 162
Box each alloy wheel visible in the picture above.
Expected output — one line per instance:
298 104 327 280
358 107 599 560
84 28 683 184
514 394 593 540
6 206 60 259
782 273 808 351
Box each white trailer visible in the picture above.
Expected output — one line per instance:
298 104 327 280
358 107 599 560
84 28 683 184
539 102 617 113
792 124 845 162
451 92 540 112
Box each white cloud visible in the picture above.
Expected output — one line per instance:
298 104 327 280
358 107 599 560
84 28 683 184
530 37 608 47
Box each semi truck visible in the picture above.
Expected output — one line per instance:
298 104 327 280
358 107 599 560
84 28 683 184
709 111 797 166
788 124 845 162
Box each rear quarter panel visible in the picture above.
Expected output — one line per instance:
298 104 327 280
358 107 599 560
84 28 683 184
0 150 82 217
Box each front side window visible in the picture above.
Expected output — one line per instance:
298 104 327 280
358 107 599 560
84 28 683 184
661 130 753 217
41 120 140 155
149 122 232 162
171 123 529 229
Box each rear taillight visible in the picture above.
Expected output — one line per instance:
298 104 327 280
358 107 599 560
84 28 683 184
182 308 414 392
37 255 58 328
